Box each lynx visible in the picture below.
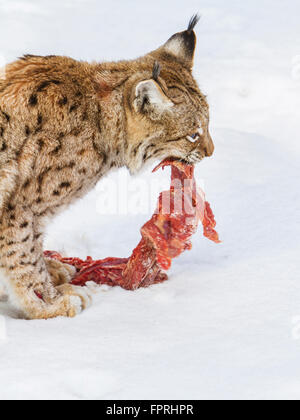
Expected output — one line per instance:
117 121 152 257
0 16 214 319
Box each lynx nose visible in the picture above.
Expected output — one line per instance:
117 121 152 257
198 130 214 157
203 133 215 157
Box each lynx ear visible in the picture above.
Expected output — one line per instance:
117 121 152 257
163 15 200 65
134 79 173 113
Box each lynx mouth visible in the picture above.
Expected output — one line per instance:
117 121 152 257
185 151 205 165
164 156 203 167
166 153 204 166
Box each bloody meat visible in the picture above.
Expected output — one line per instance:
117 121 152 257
44 159 220 290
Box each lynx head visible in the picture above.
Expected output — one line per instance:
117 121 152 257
124 15 214 174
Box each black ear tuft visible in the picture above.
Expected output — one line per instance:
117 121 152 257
161 16 200 66
152 61 161 81
187 14 201 33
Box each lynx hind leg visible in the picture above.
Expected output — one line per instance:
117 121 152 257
45 258 77 286
0 161 18 218
0 210 92 319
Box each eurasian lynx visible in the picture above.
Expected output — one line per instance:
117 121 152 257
0 16 214 319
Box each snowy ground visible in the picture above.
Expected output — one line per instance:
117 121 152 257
0 0 299 400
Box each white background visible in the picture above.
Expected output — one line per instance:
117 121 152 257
0 0 299 400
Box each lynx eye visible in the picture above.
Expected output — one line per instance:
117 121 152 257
186 128 204 143
187 134 199 143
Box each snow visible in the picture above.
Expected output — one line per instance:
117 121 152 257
0 0 300 400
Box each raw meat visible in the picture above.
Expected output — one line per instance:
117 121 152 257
45 159 220 290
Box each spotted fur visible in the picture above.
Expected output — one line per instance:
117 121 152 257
0 17 214 319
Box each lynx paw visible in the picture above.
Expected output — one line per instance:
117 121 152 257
56 284 92 317
45 258 77 286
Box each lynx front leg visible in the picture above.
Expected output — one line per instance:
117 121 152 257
0 209 91 319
